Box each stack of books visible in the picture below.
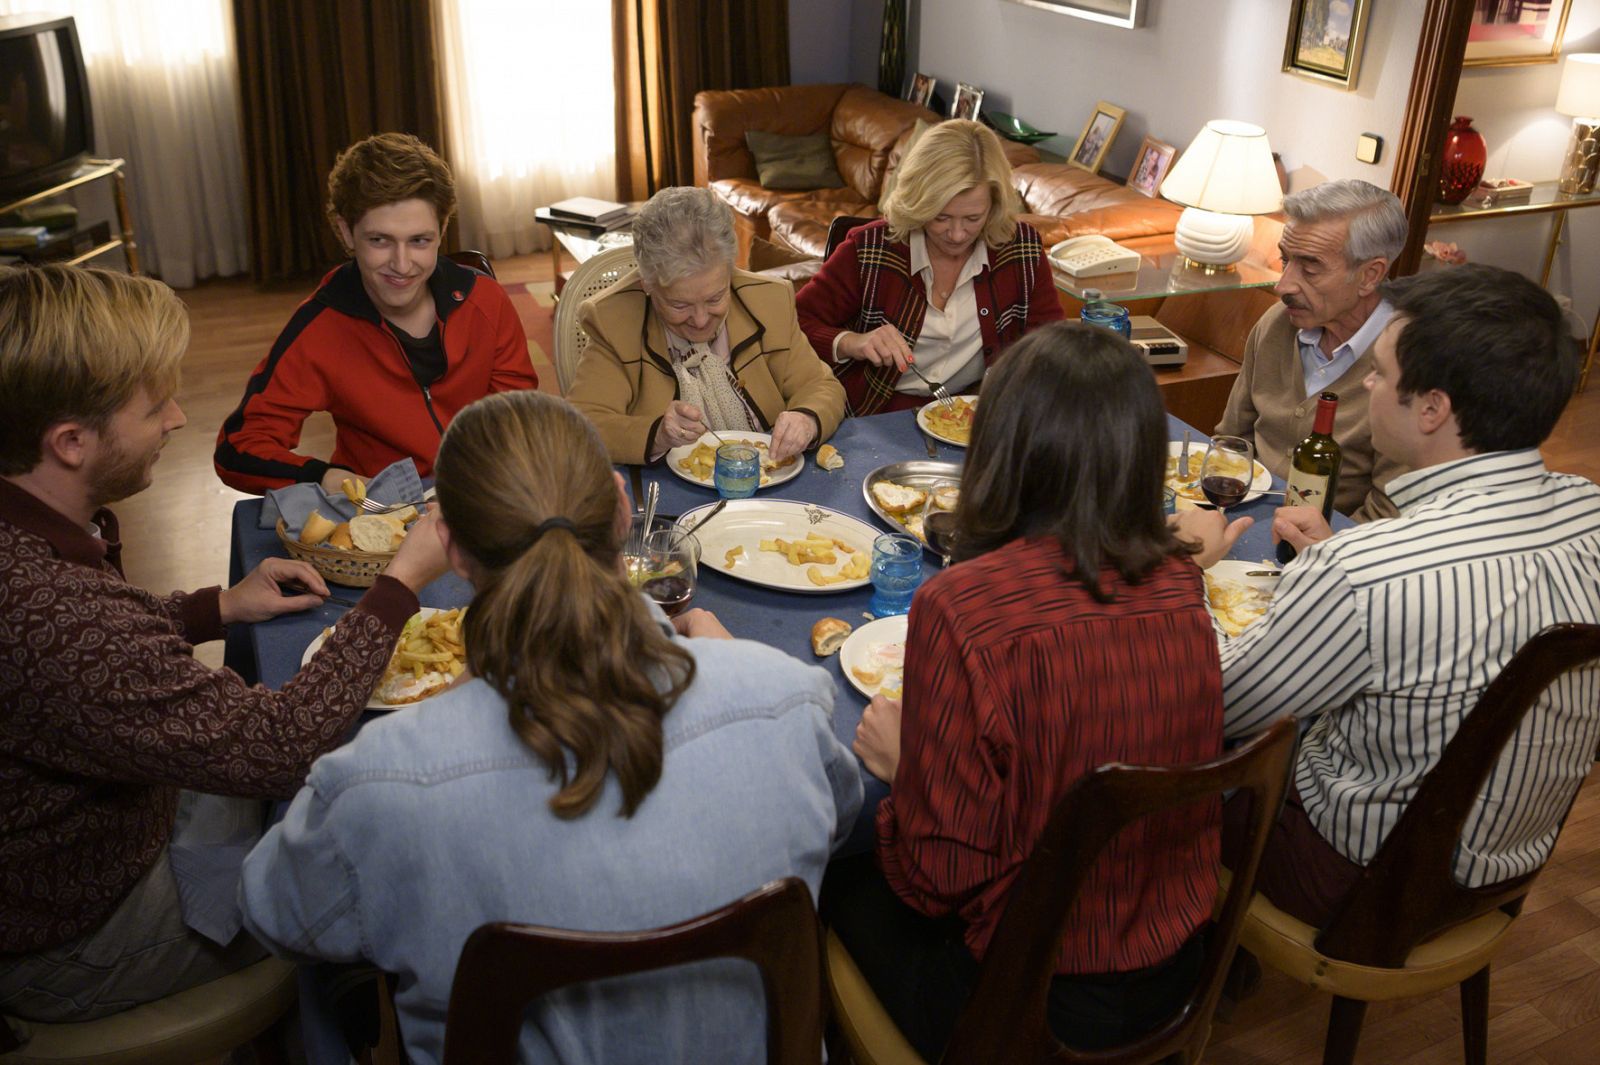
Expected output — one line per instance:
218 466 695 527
547 197 634 230
0 226 49 251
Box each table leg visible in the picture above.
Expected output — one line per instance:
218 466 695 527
1541 211 1566 289
550 233 564 296
1580 307 1598 393
111 167 141 275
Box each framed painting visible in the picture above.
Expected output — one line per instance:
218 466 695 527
1003 0 1143 29
1069 101 1125 174
1283 0 1373 89
1465 0 1572 67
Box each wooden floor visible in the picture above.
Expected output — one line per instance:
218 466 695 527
134 252 1600 1063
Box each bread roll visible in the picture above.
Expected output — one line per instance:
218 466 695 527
816 444 844 471
350 514 399 553
299 509 337 546
328 523 355 550
810 617 852 657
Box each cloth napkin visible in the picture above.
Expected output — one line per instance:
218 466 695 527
259 459 425 533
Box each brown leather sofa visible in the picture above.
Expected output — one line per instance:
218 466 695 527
692 83 1184 261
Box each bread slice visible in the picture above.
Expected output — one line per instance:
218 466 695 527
328 523 354 550
350 514 400 553
299 509 337 546
871 480 927 515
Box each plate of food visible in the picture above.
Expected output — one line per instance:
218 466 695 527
1203 561 1278 638
862 461 962 548
915 396 977 447
676 498 878 593
301 606 468 708
1166 441 1273 507
839 614 908 700
666 431 802 491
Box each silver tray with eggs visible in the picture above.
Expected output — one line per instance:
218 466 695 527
862 461 963 553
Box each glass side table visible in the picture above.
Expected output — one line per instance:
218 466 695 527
1052 241 1281 303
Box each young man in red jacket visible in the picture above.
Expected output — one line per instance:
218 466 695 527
214 133 537 494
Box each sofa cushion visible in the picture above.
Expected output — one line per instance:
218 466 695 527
745 130 846 190
830 85 938 202
768 197 880 259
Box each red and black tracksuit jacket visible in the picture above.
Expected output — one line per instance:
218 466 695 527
213 256 536 494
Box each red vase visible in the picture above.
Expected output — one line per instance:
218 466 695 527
1438 116 1486 205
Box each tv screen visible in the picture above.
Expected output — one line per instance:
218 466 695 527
0 14 93 198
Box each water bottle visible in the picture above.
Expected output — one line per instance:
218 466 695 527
1080 290 1132 340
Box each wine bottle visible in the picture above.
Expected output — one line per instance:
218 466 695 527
1277 391 1342 565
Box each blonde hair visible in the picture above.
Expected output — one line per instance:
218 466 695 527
0 265 187 475
433 391 696 819
326 132 457 233
882 119 1021 247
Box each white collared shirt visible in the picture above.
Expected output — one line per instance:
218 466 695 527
1218 450 1600 885
1296 300 1394 397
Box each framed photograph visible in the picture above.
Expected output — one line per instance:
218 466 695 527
1002 0 1143 29
1465 0 1572 67
951 83 985 122
1283 0 1372 89
907 72 937 109
1068 101 1125 174
1125 135 1177 198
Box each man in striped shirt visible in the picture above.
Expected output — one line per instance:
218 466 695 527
1182 263 1599 926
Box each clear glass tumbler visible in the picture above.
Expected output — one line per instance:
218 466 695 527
869 533 924 618
713 443 760 499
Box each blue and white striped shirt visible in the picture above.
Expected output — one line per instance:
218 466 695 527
1221 450 1600 886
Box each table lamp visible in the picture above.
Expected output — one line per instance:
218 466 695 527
1556 54 1600 195
1159 120 1283 272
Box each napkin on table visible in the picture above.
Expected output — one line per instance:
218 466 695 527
259 458 425 533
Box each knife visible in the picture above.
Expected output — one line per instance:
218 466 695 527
680 498 728 535
1179 429 1192 479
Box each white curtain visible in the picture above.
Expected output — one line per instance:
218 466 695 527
435 0 617 258
0 0 248 287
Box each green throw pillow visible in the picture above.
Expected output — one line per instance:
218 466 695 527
745 130 845 190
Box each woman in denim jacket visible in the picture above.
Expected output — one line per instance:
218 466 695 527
240 391 862 1064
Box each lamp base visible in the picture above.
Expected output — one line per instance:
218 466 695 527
1558 118 1599 195
1172 207 1254 269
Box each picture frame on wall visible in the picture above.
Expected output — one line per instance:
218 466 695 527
1282 0 1372 89
907 72 937 109
1465 0 1572 67
1125 135 1177 198
1068 101 1125 174
1002 0 1142 29
951 83 985 122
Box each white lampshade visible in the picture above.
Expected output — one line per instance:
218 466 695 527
1160 120 1282 270
1160 120 1283 215
1556 54 1600 119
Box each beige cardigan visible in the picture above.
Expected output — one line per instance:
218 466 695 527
568 268 846 465
1216 302 1404 522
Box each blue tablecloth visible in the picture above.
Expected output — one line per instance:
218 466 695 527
228 409 1300 858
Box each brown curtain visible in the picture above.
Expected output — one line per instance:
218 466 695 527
233 0 446 281
613 0 790 199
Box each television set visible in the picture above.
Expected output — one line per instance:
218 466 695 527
0 14 94 199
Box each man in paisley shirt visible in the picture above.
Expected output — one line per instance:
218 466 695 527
0 266 447 1026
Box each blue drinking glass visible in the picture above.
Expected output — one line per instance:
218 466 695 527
713 443 760 499
869 534 924 618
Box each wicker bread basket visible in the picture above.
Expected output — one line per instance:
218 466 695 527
276 519 395 588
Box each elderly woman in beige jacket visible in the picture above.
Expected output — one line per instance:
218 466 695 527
567 187 846 466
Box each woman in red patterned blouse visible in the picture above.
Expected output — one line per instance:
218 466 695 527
823 321 1224 1058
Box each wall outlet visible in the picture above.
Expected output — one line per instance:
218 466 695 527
1356 133 1382 165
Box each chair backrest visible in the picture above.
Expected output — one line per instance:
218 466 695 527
1315 622 1600 968
941 717 1297 1065
447 249 496 278
553 244 637 394
823 215 876 260
439 877 822 1065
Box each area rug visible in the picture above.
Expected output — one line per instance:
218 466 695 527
502 280 560 394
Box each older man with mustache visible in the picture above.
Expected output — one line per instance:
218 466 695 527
1216 180 1409 521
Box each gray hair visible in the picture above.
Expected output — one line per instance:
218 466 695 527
1282 179 1408 267
631 186 737 288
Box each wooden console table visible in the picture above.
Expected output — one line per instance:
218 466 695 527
1428 181 1600 391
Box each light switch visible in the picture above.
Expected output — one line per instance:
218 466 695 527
1356 133 1382 165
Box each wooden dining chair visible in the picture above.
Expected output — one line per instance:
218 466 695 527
439 876 823 1065
826 717 1297 1065
1235 622 1600 1065
445 249 496 278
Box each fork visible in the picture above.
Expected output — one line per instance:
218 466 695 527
904 362 955 409
358 496 429 515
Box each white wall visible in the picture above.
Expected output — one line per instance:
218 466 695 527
790 0 856 84
909 0 1424 188
1432 2 1600 340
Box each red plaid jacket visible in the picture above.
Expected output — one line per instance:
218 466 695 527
795 219 1064 415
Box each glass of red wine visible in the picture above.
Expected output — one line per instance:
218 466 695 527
921 480 960 567
628 528 700 618
1199 435 1255 516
